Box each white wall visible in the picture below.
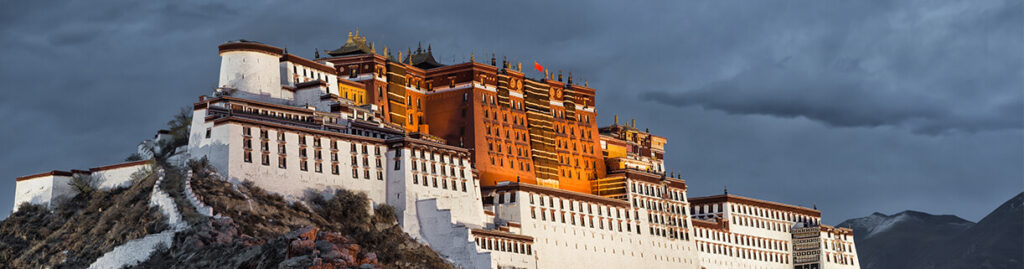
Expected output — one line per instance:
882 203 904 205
12 175 61 211
219 51 282 98
386 147 484 241
92 163 150 190
12 161 148 212
191 121 389 202
294 86 329 111
488 190 701 269
187 108 232 177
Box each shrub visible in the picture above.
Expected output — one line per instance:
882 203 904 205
69 174 98 194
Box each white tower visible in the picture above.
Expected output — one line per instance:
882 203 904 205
217 40 284 99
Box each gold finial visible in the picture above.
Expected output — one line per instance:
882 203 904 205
471 52 475 62
355 28 360 37
585 80 588 87
517 62 522 71
568 72 573 84
348 31 353 38
370 42 375 53
544 70 549 79
614 114 619 124
398 51 402 61
383 46 388 57
631 119 635 128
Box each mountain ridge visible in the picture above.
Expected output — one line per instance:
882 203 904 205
839 192 1023 269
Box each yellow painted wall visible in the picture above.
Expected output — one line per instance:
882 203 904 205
339 82 367 105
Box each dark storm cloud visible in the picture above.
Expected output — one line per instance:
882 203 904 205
0 0 1020 223
642 0 1023 134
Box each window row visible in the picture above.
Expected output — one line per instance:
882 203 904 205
527 193 630 220
411 160 466 179
697 242 790 264
474 237 531 255
531 207 641 234
696 228 789 252
243 151 383 181
409 149 465 166
412 174 469 192
244 127 383 156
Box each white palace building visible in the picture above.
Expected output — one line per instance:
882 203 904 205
14 37 860 269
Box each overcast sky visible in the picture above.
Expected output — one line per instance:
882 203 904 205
1 0 1020 223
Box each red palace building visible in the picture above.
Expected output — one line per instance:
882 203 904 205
315 31 605 194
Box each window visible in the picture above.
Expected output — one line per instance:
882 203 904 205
205 128 211 138
244 151 252 163
262 154 270 165
278 156 286 168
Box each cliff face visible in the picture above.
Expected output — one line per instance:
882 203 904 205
0 160 452 268
839 192 1023 269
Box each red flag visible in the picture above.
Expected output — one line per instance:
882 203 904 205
534 61 544 73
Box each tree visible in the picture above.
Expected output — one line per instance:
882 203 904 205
69 174 98 194
166 106 192 150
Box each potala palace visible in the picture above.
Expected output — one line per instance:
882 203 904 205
14 32 860 269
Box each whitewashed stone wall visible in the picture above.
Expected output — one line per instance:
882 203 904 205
91 163 150 190
218 50 282 98
487 189 701 268
12 174 72 211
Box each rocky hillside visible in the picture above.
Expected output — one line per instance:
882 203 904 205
0 159 452 268
839 192 1023 269
0 167 167 268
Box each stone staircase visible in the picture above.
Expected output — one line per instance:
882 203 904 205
416 198 493 269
